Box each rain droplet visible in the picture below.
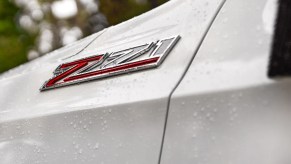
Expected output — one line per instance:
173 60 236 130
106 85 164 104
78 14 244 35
94 143 99 149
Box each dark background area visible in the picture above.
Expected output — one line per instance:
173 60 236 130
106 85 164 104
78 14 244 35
269 0 291 77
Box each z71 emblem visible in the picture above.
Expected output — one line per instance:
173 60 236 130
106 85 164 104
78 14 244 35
40 35 180 91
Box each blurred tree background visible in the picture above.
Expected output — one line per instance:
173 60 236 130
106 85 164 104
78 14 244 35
0 0 168 74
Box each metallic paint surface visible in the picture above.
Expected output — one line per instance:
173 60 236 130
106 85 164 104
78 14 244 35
160 0 291 163
0 0 224 163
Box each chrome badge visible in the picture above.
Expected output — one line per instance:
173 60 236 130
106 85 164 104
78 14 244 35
40 35 180 91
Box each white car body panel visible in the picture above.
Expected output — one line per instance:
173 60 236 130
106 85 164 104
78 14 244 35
0 0 225 163
161 0 291 163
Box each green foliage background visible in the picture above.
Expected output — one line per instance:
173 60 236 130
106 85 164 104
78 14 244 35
0 0 168 74
100 0 168 25
0 1 34 74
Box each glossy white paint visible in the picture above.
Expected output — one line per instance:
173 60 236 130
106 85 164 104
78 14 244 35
161 0 291 163
0 0 224 163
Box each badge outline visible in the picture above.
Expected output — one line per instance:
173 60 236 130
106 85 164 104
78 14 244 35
40 35 180 91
